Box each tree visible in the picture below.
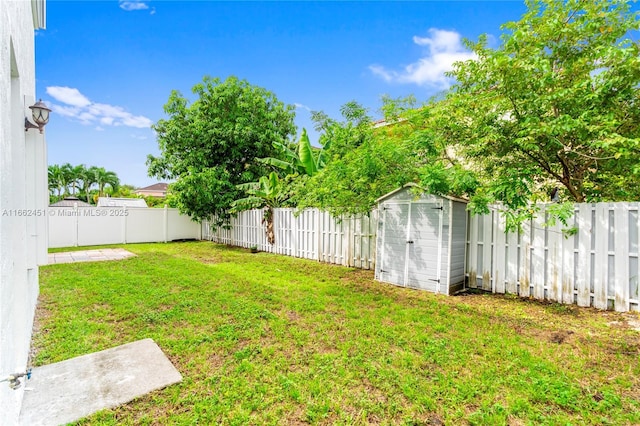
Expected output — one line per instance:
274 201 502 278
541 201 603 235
80 166 98 203
296 100 424 216
48 165 65 200
66 164 85 196
259 128 329 178
233 172 285 244
93 167 120 197
147 76 296 224
59 163 75 197
431 0 640 221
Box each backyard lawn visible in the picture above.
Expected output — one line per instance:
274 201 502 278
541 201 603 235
35 242 640 425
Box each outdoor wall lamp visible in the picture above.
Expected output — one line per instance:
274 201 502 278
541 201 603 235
24 99 51 133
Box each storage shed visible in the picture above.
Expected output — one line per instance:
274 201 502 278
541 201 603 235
375 184 468 295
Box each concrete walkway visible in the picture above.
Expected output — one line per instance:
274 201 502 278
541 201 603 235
19 339 183 426
48 248 135 264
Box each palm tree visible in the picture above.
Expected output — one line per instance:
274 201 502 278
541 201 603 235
94 167 120 197
258 128 329 178
77 166 96 203
66 164 86 196
48 165 65 200
59 163 75 196
233 172 284 244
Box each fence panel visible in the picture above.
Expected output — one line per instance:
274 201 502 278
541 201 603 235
467 203 639 312
48 206 200 248
202 208 377 270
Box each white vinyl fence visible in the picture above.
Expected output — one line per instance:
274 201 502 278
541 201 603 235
202 208 377 269
466 203 640 312
49 206 201 248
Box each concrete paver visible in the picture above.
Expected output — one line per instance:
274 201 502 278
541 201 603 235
19 339 182 426
48 248 136 264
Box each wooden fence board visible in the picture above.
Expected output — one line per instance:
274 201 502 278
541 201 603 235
532 209 546 300
576 204 592 307
614 205 630 312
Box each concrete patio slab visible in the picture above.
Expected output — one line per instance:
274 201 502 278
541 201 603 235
19 339 182 426
48 248 136 265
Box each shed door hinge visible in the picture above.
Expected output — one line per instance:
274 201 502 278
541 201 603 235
432 206 443 210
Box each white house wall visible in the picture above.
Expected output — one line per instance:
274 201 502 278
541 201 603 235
0 0 47 422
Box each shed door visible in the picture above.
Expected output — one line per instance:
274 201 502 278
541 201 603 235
379 203 409 286
380 202 443 291
406 203 443 293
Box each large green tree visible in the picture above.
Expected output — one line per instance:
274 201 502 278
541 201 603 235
429 0 640 219
296 100 424 216
147 76 296 224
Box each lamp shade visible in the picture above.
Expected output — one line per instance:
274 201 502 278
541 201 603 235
29 99 51 126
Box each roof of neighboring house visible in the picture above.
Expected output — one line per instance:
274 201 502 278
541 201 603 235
97 197 148 208
136 183 168 192
49 197 92 207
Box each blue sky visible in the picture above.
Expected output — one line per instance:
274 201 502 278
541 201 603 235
36 0 528 188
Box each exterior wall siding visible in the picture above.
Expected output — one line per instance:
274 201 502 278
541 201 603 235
0 0 47 421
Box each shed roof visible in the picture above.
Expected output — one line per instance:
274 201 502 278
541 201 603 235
97 197 148 208
49 197 92 207
376 183 468 204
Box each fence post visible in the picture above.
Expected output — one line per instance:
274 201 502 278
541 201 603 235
593 203 609 309
576 204 592 307
122 206 127 244
316 210 322 262
163 205 168 243
614 203 630 312
73 202 79 247
493 211 506 294
531 208 546 300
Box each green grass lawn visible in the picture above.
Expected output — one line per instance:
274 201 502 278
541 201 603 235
35 242 640 425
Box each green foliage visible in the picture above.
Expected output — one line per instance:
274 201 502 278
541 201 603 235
233 172 285 212
141 195 166 208
148 76 296 224
296 100 423 216
48 164 120 204
257 128 328 178
437 0 640 217
169 168 237 224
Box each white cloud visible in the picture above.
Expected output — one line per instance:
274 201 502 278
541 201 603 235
46 86 153 129
370 28 476 89
294 103 311 112
119 1 149 11
46 86 91 107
